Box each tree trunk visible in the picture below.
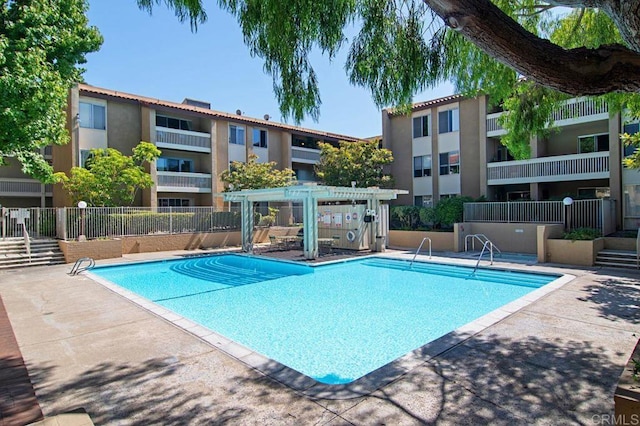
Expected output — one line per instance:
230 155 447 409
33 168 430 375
426 0 640 94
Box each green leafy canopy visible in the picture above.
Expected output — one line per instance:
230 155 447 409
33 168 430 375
316 140 393 188
54 142 161 206
220 154 297 191
0 0 102 182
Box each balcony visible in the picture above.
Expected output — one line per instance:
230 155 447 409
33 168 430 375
487 151 610 185
156 172 212 193
486 97 610 137
0 178 52 197
291 147 321 164
156 128 211 153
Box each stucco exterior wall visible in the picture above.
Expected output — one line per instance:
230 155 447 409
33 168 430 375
388 230 455 251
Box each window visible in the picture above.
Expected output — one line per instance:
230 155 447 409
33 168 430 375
80 149 93 168
229 125 245 145
79 102 105 130
439 194 459 200
158 198 191 207
253 128 267 148
624 184 640 217
156 115 192 131
624 122 639 157
578 133 609 153
157 157 194 173
496 146 513 162
414 195 433 208
413 155 432 177
438 109 459 134
439 151 460 175
412 115 430 138
577 187 610 199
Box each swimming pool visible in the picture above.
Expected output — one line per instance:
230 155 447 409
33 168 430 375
90 254 559 385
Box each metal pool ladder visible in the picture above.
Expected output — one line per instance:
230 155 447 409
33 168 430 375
409 237 432 268
69 257 95 276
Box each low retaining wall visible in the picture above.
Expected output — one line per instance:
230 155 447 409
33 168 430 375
388 230 455 252
457 222 540 254
544 237 605 266
615 339 640 424
59 239 123 263
121 232 243 254
59 231 251 263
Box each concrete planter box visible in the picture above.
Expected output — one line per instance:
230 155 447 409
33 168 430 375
59 239 122 263
388 230 455 252
544 238 605 266
615 339 640 424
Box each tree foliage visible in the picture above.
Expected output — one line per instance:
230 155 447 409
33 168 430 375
145 0 640 165
54 142 161 206
146 1 640 121
315 140 393 188
220 154 296 191
0 0 102 182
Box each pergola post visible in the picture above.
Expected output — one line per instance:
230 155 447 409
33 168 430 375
302 194 318 259
241 199 254 253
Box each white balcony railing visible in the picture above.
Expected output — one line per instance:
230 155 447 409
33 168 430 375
291 146 321 164
487 151 610 185
156 171 212 193
0 178 52 197
486 97 610 136
156 127 211 153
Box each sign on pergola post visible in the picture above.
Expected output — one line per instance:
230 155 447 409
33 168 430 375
219 185 407 259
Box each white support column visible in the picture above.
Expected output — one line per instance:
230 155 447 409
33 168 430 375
302 194 318 259
241 199 254 253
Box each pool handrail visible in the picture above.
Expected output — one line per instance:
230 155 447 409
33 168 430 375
471 240 494 275
69 257 95 276
409 237 432 268
465 234 501 255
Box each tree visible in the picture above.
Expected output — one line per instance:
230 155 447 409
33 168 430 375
220 154 296 191
54 142 161 206
143 1 640 123
316 140 393 188
0 0 102 182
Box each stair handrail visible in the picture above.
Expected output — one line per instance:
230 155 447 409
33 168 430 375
22 223 31 263
409 237 432 268
69 257 95 276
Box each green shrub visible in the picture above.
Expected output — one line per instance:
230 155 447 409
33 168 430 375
390 205 422 230
433 196 474 229
563 227 601 241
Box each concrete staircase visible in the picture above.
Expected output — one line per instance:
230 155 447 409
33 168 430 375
0 238 66 269
595 249 639 270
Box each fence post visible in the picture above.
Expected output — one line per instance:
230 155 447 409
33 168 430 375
169 206 173 234
1 207 5 239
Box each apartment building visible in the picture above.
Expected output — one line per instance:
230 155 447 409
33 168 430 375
0 83 360 209
383 94 640 230
382 95 482 207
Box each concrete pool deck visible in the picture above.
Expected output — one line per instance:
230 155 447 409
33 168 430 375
1 250 639 425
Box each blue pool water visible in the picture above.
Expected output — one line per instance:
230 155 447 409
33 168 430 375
92 254 557 384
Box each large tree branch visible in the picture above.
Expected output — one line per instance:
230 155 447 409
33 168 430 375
427 0 640 95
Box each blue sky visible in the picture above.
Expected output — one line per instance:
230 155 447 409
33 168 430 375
83 0 455 139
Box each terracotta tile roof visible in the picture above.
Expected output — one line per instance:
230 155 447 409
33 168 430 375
385 93 465 116
77 84 361 142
